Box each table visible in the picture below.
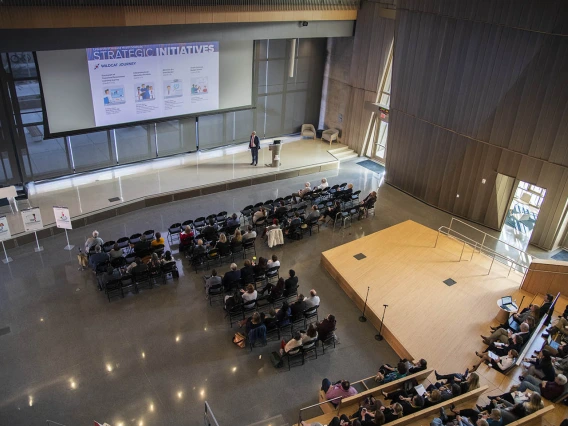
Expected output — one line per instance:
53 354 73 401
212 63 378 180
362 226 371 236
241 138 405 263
496 298 518 323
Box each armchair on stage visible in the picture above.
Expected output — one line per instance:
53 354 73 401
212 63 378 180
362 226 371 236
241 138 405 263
322 128 339 145
301 124 316 139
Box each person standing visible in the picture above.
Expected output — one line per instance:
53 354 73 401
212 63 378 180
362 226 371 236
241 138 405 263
249 131 260 166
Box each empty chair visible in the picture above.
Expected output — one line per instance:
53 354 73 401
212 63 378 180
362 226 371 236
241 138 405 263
304 305 319 325
307 217 320 235
206 248 220 268
206 214 216 224
129 233 142 245
301 124 316 139
143 230 155 241
161 261 179 282
104 278 123 302
102 241 115 253
273 197 283 204
231 241 244 261
284 346 304 370
125 253 137 265
207 282 224 306
252 202 264 212
283 195 294 205
181 219 193 228
339 182 347 190
227 303 244 327
167 223 182 244
302 338 318 361
265 266 280 284
240 205 253 224
351 190 361 203
194 217 206 229
216 211 227 223
133 270 152 291
321 128 339 145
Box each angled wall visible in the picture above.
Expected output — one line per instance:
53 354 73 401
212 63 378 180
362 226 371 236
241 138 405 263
386 0 568 250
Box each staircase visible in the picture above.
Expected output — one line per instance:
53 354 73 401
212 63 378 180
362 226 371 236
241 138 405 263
328 145 359 162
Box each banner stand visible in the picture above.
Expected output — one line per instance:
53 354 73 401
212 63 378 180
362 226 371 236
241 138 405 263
34 231 43 252
64 229 74 251
1 241 12 264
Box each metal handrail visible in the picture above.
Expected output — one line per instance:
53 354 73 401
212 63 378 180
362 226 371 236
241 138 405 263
298 396 343 426
204 401 220 426
46 421 67 426
436 226 530 278
449 217 533 267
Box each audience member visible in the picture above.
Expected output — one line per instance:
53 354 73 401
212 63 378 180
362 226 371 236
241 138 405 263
263 218 280 238
102 265 121 286
471 349 517 373
281 331 303 355
205 269 221 292
241 312 263 335
516 373 566 400
521 350 556 381
214 233 230 253
240 259 255 285
149 253 161 269
482 322 529 345
231 229 243 246
320 200 341 222
297 182 312 199
179 225 194 252
259 277 285 300
267 254 280 267
133 234 151 254
321 379 357 406
85 230 104 251
304 289 320 308
89 245 109 270
227 213 240 228
301 323 318 343
201 218 218 242
242 225 257 240
305 205 321 222
317 178 329 190
275 301 291 327
290 294 307 320
317 314 336 342
273 201 288 219
193 239 206 257
223 263 241 291
161 250 175 265
253 256 268 276
359 191 377 217
398 395 424 415
240 284 257 303
545 317 568 338
151 232 164 247
131 257 149 275
284 269 298 295
486 334 523 357
109 243 124 259
376 361 408 384
252 207 266 224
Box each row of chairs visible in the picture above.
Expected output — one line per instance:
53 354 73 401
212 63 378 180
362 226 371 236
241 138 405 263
191 239 257 273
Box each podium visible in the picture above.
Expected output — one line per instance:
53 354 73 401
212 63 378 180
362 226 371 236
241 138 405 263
267 140 282 167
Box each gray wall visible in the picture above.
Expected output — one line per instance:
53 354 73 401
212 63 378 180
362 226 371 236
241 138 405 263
386 0 568 250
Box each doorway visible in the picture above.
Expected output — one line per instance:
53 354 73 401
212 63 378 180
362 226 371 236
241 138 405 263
501 180 546 247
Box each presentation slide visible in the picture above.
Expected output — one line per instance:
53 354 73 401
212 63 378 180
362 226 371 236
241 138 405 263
86 42 219 127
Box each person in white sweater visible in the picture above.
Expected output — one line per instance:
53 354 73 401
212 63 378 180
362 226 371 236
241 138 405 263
304 289 320 308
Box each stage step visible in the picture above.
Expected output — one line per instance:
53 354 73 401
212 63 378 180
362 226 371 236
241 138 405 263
329 146 359 162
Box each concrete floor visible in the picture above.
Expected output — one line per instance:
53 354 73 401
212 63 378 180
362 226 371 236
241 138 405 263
0 160 557 426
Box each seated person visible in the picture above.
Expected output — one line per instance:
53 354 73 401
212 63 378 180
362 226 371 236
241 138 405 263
240 259 255 285
252 207 266 224
280 331 303 355
223 263 241 291
545 316 568 337
200 219 218 242
442 407 500 426
253 256 268 277
294 182 312 202
179 225 194 252
317 178 329 190
240 283 257 303
259 277 285 302
267 254 280 268
262 218 280 238
342 183 354 197
231 229 243 247
226 213 240 228
521 349 556 381
290 294 307 321
284 269 298 296
359 191 377 216
485 334 523 357
133 234 151 255
304 289 320 308
85 230 104 251
376 361 408 384
321 379 357 406
148 253 161 270
424 382 461 401
273 202 288 219
275 301 291 327
305 205 321 222
109 243 124 259
398 395 424 415
471 349 518 373
492 304 540 331
317 314 336 342
516 373 567 400
151 232 165 247
483 390 543 416
161 250 175 265
89 245 109 270
432 371 480 394
214 233 230 253
102 265 121 286
242 225 257 240
301 323 318 343
239 312 263 335
205 269 222 292
482 322 530 345
320 200 342 221
193 239 206 258
284 212 302 235
130 257 149 276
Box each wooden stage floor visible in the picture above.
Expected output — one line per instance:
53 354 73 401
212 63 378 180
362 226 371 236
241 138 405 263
321 220 550 411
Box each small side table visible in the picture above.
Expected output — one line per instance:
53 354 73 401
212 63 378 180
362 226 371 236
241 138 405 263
496 299 518 323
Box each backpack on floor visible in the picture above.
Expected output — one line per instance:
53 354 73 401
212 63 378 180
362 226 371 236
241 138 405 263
270 351 283 368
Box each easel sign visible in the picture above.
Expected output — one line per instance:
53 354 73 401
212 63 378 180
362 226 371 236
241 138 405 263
21 207 44 252
0 216 13 263
53 206 74 250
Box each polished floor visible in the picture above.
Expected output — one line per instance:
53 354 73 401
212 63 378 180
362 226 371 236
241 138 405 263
2 136 340 237
0 159 560 426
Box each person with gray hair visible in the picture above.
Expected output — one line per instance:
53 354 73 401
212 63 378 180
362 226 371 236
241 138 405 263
89 244 109 271
249 130 260 165
517 373 567 400
85 230 104 251
223 263 241 291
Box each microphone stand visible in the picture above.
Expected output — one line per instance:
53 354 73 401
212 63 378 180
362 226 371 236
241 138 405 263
359 286 370 322
375 304 388 341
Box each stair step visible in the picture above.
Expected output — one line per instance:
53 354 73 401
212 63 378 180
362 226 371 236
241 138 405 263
327 146 350 155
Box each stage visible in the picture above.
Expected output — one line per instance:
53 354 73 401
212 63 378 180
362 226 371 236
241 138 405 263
321 220 540 401
2 137 342 246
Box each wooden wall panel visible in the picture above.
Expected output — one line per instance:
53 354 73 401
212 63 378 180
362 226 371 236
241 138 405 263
387 1 568 251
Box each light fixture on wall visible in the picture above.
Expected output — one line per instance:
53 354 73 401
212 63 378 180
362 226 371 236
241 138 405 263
300 21 308 27
288 38 297 78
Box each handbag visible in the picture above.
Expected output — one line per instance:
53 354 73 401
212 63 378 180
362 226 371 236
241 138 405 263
232 332 246 348
270 351 283 368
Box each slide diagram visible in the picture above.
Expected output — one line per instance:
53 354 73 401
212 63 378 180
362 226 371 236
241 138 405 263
87 42 219 127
